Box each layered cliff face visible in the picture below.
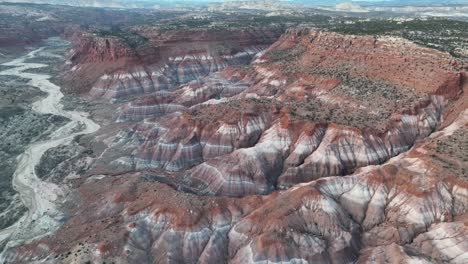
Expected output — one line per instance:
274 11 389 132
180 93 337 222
117 67 255 121
63 26 285 99
185 96 445 196
4 108 467 264
91 29 466 197
2 24 467 263
118 95 426 188
69 33 137 64
128 109 273 172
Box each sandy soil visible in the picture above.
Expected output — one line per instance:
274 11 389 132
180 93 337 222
0 44 100 258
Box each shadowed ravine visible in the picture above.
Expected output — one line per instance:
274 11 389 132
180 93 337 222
0 46 100 260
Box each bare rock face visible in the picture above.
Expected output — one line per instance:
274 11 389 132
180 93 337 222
78 30 464 196
409 221 468 263
117 69 254 121
186 96 445 196
277 96 444 188
5 27 467 263
120 101 275 173
5 111 468 263
99 29 466 197
359 219 468 264
88 47 263 100
63 26 285 98
69 33 136 64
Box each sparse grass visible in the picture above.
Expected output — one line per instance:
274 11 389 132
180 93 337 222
92 26 149 49
189 98 273 124
156 14 331 32
331 75 427 119
267 47 305 65
285 97 394 132
261 47 427 130
325 18 468 58
188 95 402 132
428 129 468 178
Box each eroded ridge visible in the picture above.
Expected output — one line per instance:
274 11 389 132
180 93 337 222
1 19 467 263
85 29 466 197
4 109 467 263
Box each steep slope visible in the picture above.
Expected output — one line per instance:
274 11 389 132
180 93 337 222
63 26 285 99
2 26 467 264
91 29 467 197
3 108 467 263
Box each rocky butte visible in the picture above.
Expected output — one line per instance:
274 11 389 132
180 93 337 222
0 5 467 264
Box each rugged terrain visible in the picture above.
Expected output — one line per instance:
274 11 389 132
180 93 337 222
71 28 465 198
0 40 73 231
62 25 285 98
0 74 67 230
0 2 467 264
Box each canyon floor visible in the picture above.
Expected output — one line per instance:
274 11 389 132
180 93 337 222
0 2 467 264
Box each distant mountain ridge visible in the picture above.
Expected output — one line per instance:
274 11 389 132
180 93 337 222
291 0 467 7
1 0 466 8
0 0 211 8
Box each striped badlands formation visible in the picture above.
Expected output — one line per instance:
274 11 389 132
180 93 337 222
100 29 465 197
5 111 468 263
4 28 467 263
63 26 285 98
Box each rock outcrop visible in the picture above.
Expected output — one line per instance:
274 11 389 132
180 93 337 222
3 24 467 263
4 109 467 263
188 96 445 196
63 26 285 99
95 29 466 197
